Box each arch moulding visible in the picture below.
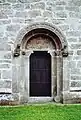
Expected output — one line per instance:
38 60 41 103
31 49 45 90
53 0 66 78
15 22 67 50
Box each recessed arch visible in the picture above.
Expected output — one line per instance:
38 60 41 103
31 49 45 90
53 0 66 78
21 28 61 50
15 22 68 52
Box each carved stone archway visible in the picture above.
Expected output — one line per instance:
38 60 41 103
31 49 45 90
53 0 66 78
12 22 68 104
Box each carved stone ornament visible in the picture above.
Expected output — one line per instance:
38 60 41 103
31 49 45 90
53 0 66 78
13 44 20 57
62 51 68 57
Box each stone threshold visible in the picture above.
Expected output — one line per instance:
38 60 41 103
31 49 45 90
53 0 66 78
28 97 54 103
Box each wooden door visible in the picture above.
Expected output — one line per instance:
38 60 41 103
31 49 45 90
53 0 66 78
30 51 51 96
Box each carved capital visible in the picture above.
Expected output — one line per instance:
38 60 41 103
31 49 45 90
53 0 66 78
48 50 56 56
62 51 68 57
13 44 20 57
25 50 33 57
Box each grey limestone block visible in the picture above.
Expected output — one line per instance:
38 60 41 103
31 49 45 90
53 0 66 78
0 52 11 59
70 44 81 49
66 31 81 37
0 37 8 43
0 60 11 63
0 3 11 10
28 10 41 18
6 25 20 32
0 0 5 3
77 61 81 68
0 9 14 19
12 3 24 10
67 38 77 42
70 81 81 87
7 0 17 3
77 50 81 55
43 11 53 18
18 0 41 3
0 11 8 19
65 6 79 12
58 25 69 31
69 12 81 19
0 44 11 51
12 18 25 24
71 75 81 80
53 6 64 11
0 19 11 25
0 64 10 69
69 0 81 6
69 61 76 68
2 70 12 79
71 68 81 74
31 2 45 10
24 3 30 9
55 1 66 5
15 11 28 18
0 80 11 88
56 12 67 18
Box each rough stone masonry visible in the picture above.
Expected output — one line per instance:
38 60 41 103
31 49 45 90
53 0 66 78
0 0 81 104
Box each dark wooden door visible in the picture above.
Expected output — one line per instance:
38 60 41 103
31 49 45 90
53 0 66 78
30 51 51 96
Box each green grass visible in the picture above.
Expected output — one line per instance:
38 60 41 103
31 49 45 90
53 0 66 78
0 103 81 120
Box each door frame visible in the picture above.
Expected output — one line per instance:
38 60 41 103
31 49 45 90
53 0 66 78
12 49 63 103
25 50 57 103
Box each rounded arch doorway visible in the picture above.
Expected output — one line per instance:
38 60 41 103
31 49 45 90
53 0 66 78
13 23 68 104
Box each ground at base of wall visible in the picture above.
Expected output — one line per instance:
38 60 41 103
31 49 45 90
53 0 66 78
0 100 19 106
0 99 81 105
63 98 81 104
0 104 81 120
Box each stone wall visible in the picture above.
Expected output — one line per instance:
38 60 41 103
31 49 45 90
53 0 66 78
0 0 81 104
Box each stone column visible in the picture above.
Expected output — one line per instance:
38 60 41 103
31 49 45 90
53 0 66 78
19 50 33 103
24 50 33 99
12 55 22 103
48 50 57 99
17 53 26 103
63 57 69 103
12 56 21 93
55 51 63 103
